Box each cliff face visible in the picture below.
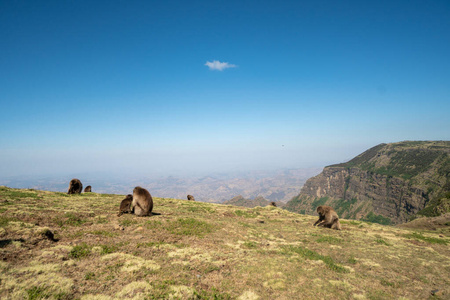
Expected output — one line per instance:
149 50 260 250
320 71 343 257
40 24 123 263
285 141 450 224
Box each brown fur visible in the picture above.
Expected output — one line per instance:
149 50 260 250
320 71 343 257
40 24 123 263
67 179 83 194
270 202 277 207
187 195 195 201
117 194 133 217
314 205 341 230
84 185 92 193
131 186 153 216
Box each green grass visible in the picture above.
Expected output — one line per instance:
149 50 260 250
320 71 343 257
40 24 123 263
193 288 232 300
316 236 343 244
242 241 258 248
186 206 216 213
144 220 163 229
375 238 391 246
0 216 12 227
95 217 109 224
100 244 118 255
403 232 448 245
90 230 119 237
166 218 214 237
54 192 70 197
340 220 361 226
69 243 91 259
27 286 50 300
85 272 96 280
347 257 357 264
282 245 349 273
234 210 260 218
119 219 139 226
55 213 87 227
362 212 392 225
0 188 42 200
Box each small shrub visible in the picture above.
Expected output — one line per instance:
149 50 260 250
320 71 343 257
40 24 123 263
348 257 357 264
242 241 258 249
380 279 396 287
0 216 12 227
187 206 215 213
375 238 391 246
85 272 95 280
69 243 91 259
27 286 49 300
100 244 118 255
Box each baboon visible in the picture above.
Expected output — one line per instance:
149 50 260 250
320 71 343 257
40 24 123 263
67 179 83 194
131 186 153 216
84 185 92 193
117 194 133 217
270 202 277 207
187 195 195 201
313 205 341 230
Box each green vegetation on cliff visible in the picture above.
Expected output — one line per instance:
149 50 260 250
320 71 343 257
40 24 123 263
286 141 450 224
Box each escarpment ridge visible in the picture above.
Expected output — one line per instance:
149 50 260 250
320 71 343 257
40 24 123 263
285 141 450 224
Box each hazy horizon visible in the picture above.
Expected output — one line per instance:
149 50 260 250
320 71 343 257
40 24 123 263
1 1 449 179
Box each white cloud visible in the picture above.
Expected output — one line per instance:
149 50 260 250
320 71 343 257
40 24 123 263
205 60 237 71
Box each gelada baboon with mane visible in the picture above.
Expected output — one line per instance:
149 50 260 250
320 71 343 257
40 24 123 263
131 186 153 216
187 195 195 201
314 205 341 230
67 178 83 194
117 194 133 217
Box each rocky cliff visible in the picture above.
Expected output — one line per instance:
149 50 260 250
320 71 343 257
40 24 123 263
285 141 450 224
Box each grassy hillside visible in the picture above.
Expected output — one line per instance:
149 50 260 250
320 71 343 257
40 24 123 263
329 141 450 181
0 186 449 299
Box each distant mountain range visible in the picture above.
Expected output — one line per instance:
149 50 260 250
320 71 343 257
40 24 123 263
0 168 321 203
285 141 450 224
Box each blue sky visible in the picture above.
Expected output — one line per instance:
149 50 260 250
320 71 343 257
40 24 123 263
1 0 449 178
